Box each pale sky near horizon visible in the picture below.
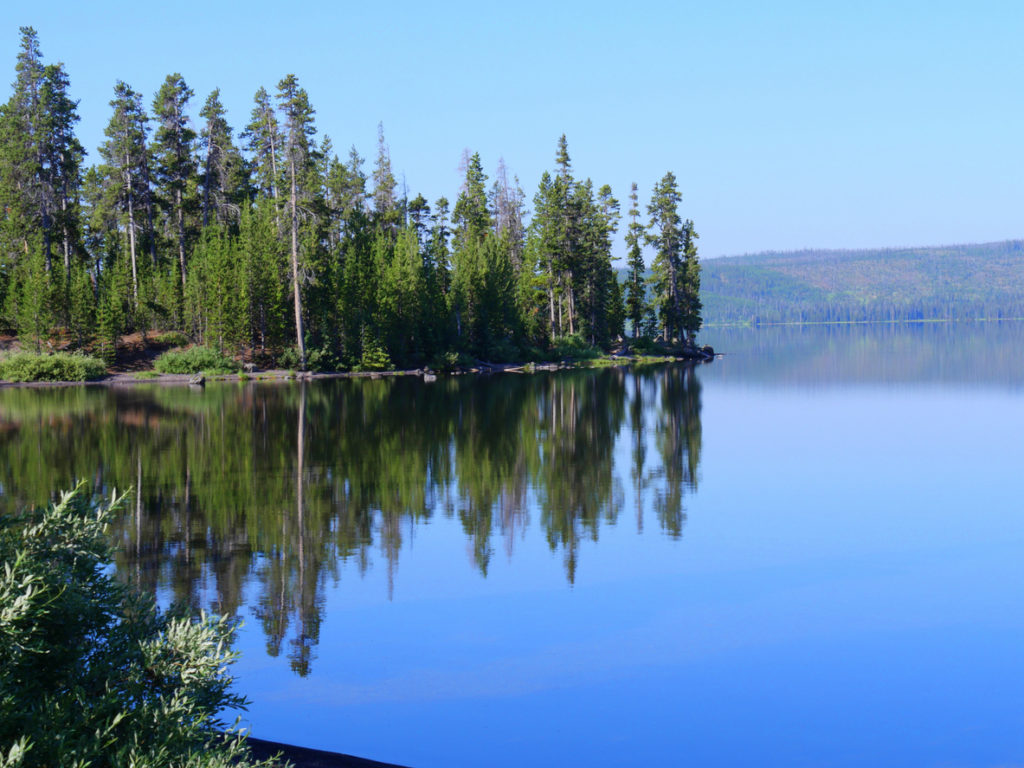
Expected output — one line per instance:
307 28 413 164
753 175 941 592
2 0 1022 259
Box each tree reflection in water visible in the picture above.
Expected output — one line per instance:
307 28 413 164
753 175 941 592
0 363 704 675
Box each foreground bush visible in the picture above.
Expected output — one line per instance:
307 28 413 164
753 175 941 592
0 351 107 382
154 346 241 375
0 487 275 768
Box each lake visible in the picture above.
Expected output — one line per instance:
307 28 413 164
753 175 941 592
1 321 1023 767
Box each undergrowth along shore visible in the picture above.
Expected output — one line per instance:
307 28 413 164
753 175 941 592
0 339 715 385
0 350 108 382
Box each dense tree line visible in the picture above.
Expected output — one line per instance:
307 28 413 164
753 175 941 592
0 29 702 369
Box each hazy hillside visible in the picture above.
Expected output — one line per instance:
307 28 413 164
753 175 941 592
700 240 1024 325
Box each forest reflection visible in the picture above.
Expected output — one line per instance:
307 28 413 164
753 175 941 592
0 364 704 675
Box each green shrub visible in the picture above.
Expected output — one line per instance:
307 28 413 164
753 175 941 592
483 338 520 364
0 351 107 382
629 336 660 356
154 346 241 375
305 345 339 373
0 486 276 768
427 350 478 372
275 346 302 370
551 333 601 361
522 346 546 363
153 330 190 347
357 337 393 372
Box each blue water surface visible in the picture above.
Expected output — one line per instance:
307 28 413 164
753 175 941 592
229 323 1024 767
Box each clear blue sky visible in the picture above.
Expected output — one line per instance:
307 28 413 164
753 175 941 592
3 0 1022 258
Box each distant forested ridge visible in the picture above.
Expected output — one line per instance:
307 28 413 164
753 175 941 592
0 27 702 370
701 240 1024 325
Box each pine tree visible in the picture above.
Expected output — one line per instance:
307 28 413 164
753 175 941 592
95 253 128 363
276 74 319 368
242 87 281 203
8 28 46 264
14 246 53 350
624 182 646 337
152 73 197 300
576 181 619 347
450 152 490 342
238 199 285 353
452 152 490 249
67 258 94 347
0 28 44 323
97 81 151 312
680 219 702 340
39 62 85 284
407 193 430 246
377 225 427 365
371 122 399 235
525 135 600 341
553 135 577 336
526 172 555 339
199 88 247 228
489 157 525 269
646 171 691 343
427 196 451 302
186 226 245 353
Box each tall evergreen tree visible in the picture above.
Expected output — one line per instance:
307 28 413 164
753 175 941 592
449 153 518 355
241 87 281 203
624 182 646 337
277 74 318 367
680 218 702 340
450 152 490 342
151 73 197 297
553 135 578 336
646 171 685 341
407 193 430 246
97 81 151 311
6 27 45 261
577 181 619 347
377 225 427 365
452 152 490 250
199 88 247 228
238 199 286 353
428 196 451 298
324 145 367 248
0 30 85 332
528 171 559 339
371 122 399 234
39 62 85 282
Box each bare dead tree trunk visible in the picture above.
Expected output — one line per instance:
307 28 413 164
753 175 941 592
177 187 187 290
125 162 139 308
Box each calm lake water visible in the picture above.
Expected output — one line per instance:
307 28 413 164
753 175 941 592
2 321 1023 767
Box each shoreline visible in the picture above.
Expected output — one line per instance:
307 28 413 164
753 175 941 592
0 350 715 390
246 737 411 768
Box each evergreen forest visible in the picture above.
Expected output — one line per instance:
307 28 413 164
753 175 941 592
0 28 703 371
701 240 1024 325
